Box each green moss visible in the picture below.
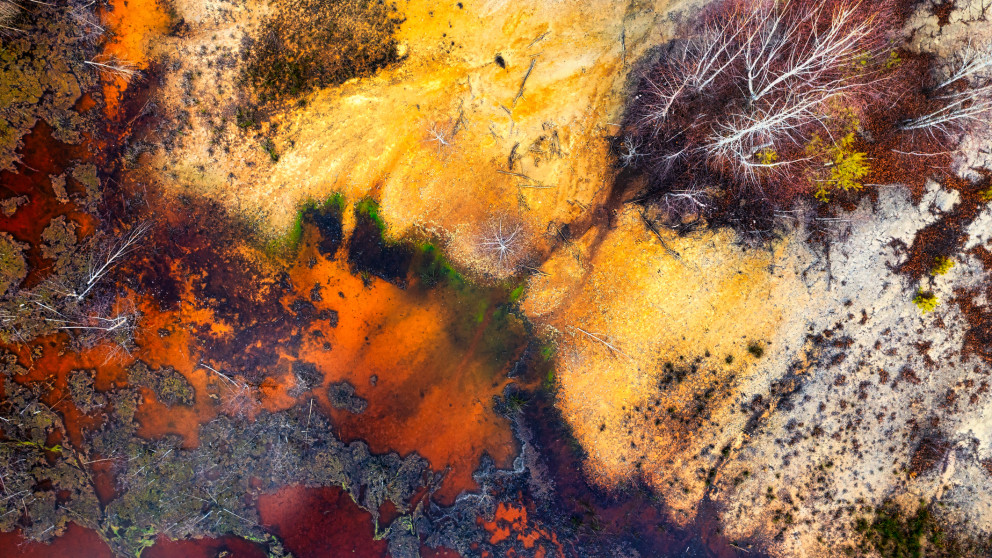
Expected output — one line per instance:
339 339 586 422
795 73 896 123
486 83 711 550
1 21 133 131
235 106 258 129
979 185 992 202
508 283 526 303
266 193 347 255
747 342 765 358
540 343 556 362
0 232 28 297
127 361 195 406
414 242 465 288
262 138 279 162
355 197 385 234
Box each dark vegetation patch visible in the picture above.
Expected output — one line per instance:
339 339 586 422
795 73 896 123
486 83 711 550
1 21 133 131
955 282 992 365
347 198 412 285
128 194 297 379
301 194 345 257
614 0 989 245
127 360 195 406
86 393 431 557
908 436 950 477
897 172 991 281
413 242 464 288
854 501 992 558
327 381 368 414
291 360 323 392
241 0 402 105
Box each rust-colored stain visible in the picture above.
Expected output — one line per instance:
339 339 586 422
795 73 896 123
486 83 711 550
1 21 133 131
479 500 564 556
97 0 171 118
284 240 519 504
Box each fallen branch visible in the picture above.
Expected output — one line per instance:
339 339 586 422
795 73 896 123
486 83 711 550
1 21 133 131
572 326 631 359
513 58 536 105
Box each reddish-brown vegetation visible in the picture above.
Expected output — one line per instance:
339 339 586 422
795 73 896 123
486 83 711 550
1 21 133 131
619 0 898 236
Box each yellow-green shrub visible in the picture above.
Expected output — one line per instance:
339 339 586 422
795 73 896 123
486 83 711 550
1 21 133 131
930 257 954 276
806 132 870 203
913 290 938 313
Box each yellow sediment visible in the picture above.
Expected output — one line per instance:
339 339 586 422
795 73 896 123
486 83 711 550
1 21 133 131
524 208 795 523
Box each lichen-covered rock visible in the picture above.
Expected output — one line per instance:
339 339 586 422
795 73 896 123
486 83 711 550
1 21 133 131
0 383 101 541
71 163 101 211
0 349 27 377
40 215 78 265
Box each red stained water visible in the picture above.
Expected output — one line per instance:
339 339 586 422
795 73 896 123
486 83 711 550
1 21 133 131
281 238 522 505
96 0 171 119
0 121 97 287
258 485 389 558
0 523 113 558
2 8 523 549
479 500 563 557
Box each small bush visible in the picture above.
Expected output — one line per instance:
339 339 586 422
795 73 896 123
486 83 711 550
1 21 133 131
807 131 870 203
913 290 938 313
930 256 954 276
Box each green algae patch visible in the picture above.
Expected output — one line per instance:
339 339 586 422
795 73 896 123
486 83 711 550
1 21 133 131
348 197 411 284
413 241 466 289
266 193 347 256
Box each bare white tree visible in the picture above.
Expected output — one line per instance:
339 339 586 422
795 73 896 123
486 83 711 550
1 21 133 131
937 39 992 89
899 40 992 137
49 222 151 302
741 2 876 104
479 218 524 271
617 134 645 167
704 89 825 181
637 0 883 185
0 1 21 36
84 56 142 82
897 85 992 136
662 187 712 220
